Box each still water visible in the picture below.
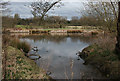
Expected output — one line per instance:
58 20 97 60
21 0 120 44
20 34 104 79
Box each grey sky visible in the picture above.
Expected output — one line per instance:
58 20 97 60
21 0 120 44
6 0 113 20
4 0 86 2
7 1 84 20
4 0 117 2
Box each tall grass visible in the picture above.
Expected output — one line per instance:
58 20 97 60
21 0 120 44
67 30 82 33
3 35 31 53
80 34 120 78
94 35 116 51
10 38 31 53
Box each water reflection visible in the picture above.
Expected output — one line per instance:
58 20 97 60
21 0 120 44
20 34 105 79
20 33 98 44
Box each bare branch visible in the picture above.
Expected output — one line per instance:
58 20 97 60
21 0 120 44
31 0 62 22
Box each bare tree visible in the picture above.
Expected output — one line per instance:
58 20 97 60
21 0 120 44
82 0 118 31
116 1 120 57
83 0 120 57
30 0 62 25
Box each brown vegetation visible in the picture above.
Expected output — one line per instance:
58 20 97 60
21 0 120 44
3 35 31 53
4 46 50 79
2 35 52 79
67 30 83 33
79 35 120 79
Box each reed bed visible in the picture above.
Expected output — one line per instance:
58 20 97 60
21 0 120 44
67 30 83 33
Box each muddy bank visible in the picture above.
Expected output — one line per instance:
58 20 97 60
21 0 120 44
79 44 120 79
3 46 52 79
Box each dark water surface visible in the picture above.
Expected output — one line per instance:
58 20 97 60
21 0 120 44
20 34 105 79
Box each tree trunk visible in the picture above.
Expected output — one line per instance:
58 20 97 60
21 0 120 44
116 2 120 56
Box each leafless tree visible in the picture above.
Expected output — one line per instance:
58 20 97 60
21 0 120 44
30 0 62 25
83 0 120 57
82 0 118 31
116 1 120 57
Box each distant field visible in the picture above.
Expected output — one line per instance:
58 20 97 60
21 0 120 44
66 26 101 29
15 25 43 29
15 25 102 30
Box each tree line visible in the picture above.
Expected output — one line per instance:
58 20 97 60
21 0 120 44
3 14 109 28
1 0 118 32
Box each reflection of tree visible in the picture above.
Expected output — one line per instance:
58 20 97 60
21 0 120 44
20 34 102 44
21 34 67 44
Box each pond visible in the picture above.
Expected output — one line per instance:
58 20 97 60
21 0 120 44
20 33 105 79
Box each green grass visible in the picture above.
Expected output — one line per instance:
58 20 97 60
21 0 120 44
5 46 51 79
15 25 44 29
15 25 71 30
15 25 101 31
15 25 30 29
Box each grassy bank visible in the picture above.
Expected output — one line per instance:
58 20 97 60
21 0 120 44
2 35 52 80
4 46 51 79
79 35 120 79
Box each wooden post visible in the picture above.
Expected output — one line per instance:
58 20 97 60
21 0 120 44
116 2 120 56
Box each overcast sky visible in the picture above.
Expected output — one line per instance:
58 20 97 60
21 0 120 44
4 0 113 20
4 0 116 2
4 0 86 2
7 1 84 20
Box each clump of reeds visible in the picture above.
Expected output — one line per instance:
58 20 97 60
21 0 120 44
2 35 11 47
67 30 82 33
32 30 49 34
94 35 116 51
91 31 98 35
10 38 31 53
